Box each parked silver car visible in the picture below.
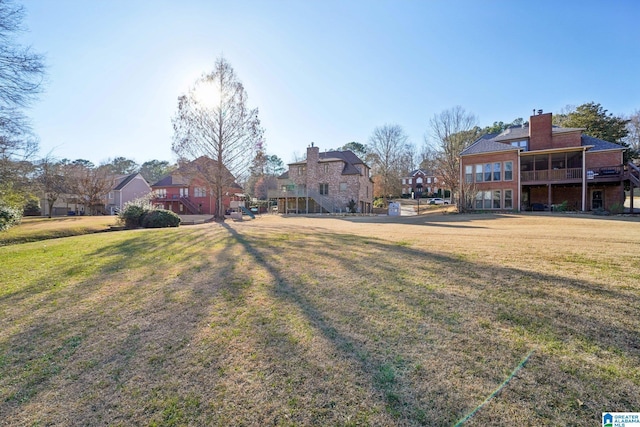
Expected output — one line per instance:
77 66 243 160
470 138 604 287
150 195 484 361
428 198 449 205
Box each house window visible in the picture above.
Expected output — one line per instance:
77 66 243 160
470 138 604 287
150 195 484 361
402 178 406 185
155 189 167 198
427 177 431 184
493 190 501 209
475 164 483 182
416 177 423 184
484 191 492 209
493 163 501 181
484 164 492 181
298 166 306 175
504 190 513 209
180 188 189 197
323 164 329 173
194 187 206 197
510 140 528 151
475 192 483 209
108 191 114 200
339 182 347 192
465 165 473 183
504 162 513 181
319 183 328 195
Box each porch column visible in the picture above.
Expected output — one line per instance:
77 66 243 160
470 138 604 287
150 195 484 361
517 150 522 212
581 147 587 211
547 184 552 209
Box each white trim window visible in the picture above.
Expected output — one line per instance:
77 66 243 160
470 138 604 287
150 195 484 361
504 189 513 209
504 161 513 181
475 164 483 182
465 165 473 183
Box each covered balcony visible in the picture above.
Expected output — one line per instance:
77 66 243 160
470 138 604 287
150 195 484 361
520 151 584 184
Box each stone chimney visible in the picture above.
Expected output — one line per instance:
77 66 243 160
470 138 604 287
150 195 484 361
306 143 320 187
529 111 552 150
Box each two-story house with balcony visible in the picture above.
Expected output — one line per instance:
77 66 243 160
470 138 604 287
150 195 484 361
272 144 374 214
460 111 629 212
150 157 242 215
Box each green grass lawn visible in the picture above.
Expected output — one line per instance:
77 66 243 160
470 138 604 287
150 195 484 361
0 216 117 246
0 213 639 426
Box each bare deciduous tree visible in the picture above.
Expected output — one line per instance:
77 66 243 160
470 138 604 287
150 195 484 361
0 0 45 207
367 124 409 198
67 162 114 215
428 106 480 206
35 155 67 217
172 57 263 220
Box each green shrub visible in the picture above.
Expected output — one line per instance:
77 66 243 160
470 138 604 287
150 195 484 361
141 209 181 228
118 196 154 229
553 200 568 212
0 203 23 231
23 198 42 216
609 203 624 214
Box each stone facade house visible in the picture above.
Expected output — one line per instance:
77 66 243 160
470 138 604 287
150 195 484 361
460 111 631 212
273 144 374 213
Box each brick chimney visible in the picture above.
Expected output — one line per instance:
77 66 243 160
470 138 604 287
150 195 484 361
529 111 552 150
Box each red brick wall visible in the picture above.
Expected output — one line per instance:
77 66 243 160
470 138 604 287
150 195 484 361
461 151 520 209
529 113 553 150
552 131 582 148
586 151 623 169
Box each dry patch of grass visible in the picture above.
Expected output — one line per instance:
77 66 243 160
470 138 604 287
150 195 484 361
1 213 638 425
0 216 117 246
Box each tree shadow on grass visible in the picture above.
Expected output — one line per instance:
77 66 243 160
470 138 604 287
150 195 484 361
1 221 638 426
220 221 640 425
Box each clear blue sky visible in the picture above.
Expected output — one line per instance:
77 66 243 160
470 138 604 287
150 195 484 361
20 0 640 166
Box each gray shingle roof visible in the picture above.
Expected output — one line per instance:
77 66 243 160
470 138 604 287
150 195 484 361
113 173 140 190
581 135 626 151
460 133 519 156
494 127 529 141
461 129 625 156
284 149 367 176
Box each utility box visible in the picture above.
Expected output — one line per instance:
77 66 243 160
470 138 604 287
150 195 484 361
388 202 401 216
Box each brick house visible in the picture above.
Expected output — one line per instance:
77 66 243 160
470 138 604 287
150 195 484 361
401 169 441 198
273 144 374 213
460 111 628 212
150 157 242 215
